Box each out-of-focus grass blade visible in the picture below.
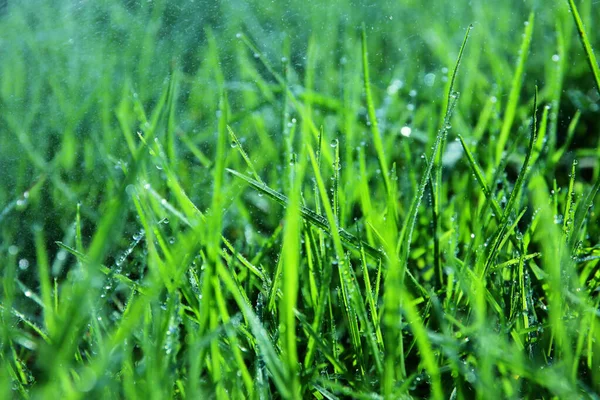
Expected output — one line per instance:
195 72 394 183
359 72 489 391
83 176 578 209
279 133 304 398
361 24 391 194
550 110 581 166
237 33 332 165
34 228 54 334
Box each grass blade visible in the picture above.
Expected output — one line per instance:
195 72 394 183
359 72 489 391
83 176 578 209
432 24 473 287
495 12 534 163
279 135 305 398
227 168 383 259
567 0 600 96
361 24 391 194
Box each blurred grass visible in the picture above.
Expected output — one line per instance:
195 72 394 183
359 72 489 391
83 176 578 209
1 0 600 398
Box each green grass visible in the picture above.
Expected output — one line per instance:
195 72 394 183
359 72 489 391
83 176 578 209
1 0 600 398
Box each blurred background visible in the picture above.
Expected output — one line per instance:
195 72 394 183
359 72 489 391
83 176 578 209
0 0 599 301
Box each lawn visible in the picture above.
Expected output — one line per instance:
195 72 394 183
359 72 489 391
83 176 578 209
1 0 600 398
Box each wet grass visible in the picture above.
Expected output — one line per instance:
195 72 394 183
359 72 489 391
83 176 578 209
1 0 600 398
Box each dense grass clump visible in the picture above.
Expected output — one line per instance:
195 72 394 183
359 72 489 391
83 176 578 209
1 0 600 398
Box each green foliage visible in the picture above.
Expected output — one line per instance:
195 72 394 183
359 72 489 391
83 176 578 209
1 0 600 399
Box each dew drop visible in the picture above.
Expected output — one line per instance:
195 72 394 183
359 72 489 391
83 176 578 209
18 259 29 270
424 73 436 87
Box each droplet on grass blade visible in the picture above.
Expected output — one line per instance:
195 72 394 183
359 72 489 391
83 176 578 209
424 73 436 87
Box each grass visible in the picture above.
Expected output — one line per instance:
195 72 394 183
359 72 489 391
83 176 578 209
1 0 600 398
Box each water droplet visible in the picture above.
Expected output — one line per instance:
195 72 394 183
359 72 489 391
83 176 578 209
515 232 523 240
330 139 338 148
424 73 436 87
400 126 412 137
386 79 404 95
554 214 564 225
18 259 29 270
552 54 560 62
